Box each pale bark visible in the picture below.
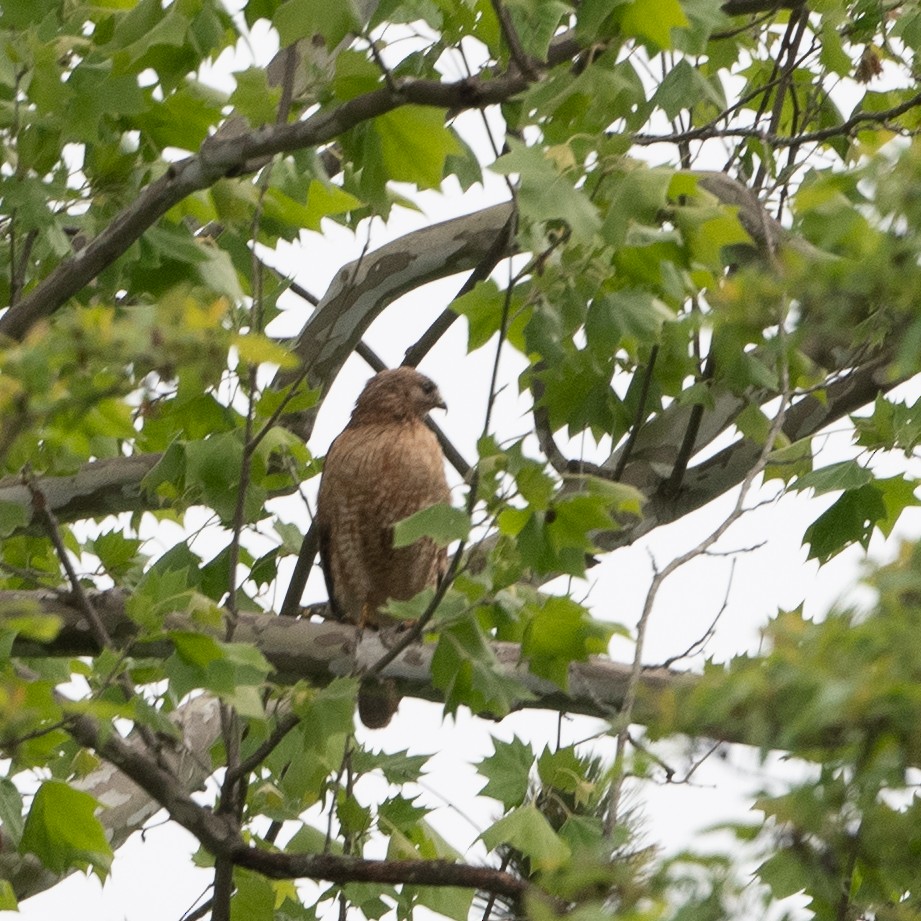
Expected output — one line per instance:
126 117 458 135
0 588 684 899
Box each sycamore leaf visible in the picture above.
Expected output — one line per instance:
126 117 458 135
230 869 274 921
0 779 24 848
352 749 430 785
506 0 570 58
233 332 299 370
0 880 16 911
229 67 280 126
393 503 469 548
375 106 462 189
415 882 474 921
305 180 362 228
875 476 921 537
477 736 535 809
522 596 615 688
0 612 62 643
803 484 886 563
492 141 601 242
619 0 689 50
792 460 873 495
764 438 813 484
21 781 112 876
431 617 531 716
291 677 358 738
0 500 29 538
274 0 361 47
480 803 571 871
452 279 504 352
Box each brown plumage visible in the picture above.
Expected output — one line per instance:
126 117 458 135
316 367 450 727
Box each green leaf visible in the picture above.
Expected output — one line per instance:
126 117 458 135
0 879 17 911
274 0 361 47
431 616 530 716
875 476 921 537
492 141 601 242
0 779 24 848
291 677 358 739
233 333 299 370
585 288 674 357
734 403 772 443
506 0 569 59
758 849 812 900
184 432 254 522
304 180 362 229
764 438 813 484
522 596 614 688
415 884 473 921
374 106 462 189
0 611 62 643
352 749 431 785
168 633 273 718
477 736 535 809
230 67 281 125
619 0 689 49
170 630 224 667
675 203 751 266
393 503 469 548
90 531 145 579
854 394 921 453
0 501 28 538
452 279 504 352
21 781 113 876
480 803 571 871
653 59 725 119
803 484 887 563
537 745 586 796
333 50 382 101
792 460 873 495
600 166 673 246
230 868 274 921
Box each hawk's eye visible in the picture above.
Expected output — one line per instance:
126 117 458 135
421 379 436 394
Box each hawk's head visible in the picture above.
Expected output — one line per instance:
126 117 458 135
351 367 446 424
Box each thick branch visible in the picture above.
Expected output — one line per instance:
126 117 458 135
18 674 534 906
0 175 896 544
0 454 161 531
604 355 897 550
2 589 682 725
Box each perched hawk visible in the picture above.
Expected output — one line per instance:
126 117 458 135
316 367 450 727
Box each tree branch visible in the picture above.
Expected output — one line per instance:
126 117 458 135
0 72 537 342
3 589 686 724
233 850 528 899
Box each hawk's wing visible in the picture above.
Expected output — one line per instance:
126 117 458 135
316 518 346 621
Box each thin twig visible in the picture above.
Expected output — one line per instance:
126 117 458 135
224 711 300 786
635 88 921 149
612 346 659 482
653 558 737 669
664 354 714 497
402 212 516 368
605 318 791 832
490 0 538 79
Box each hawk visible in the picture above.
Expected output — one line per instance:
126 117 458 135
316 367 450 727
